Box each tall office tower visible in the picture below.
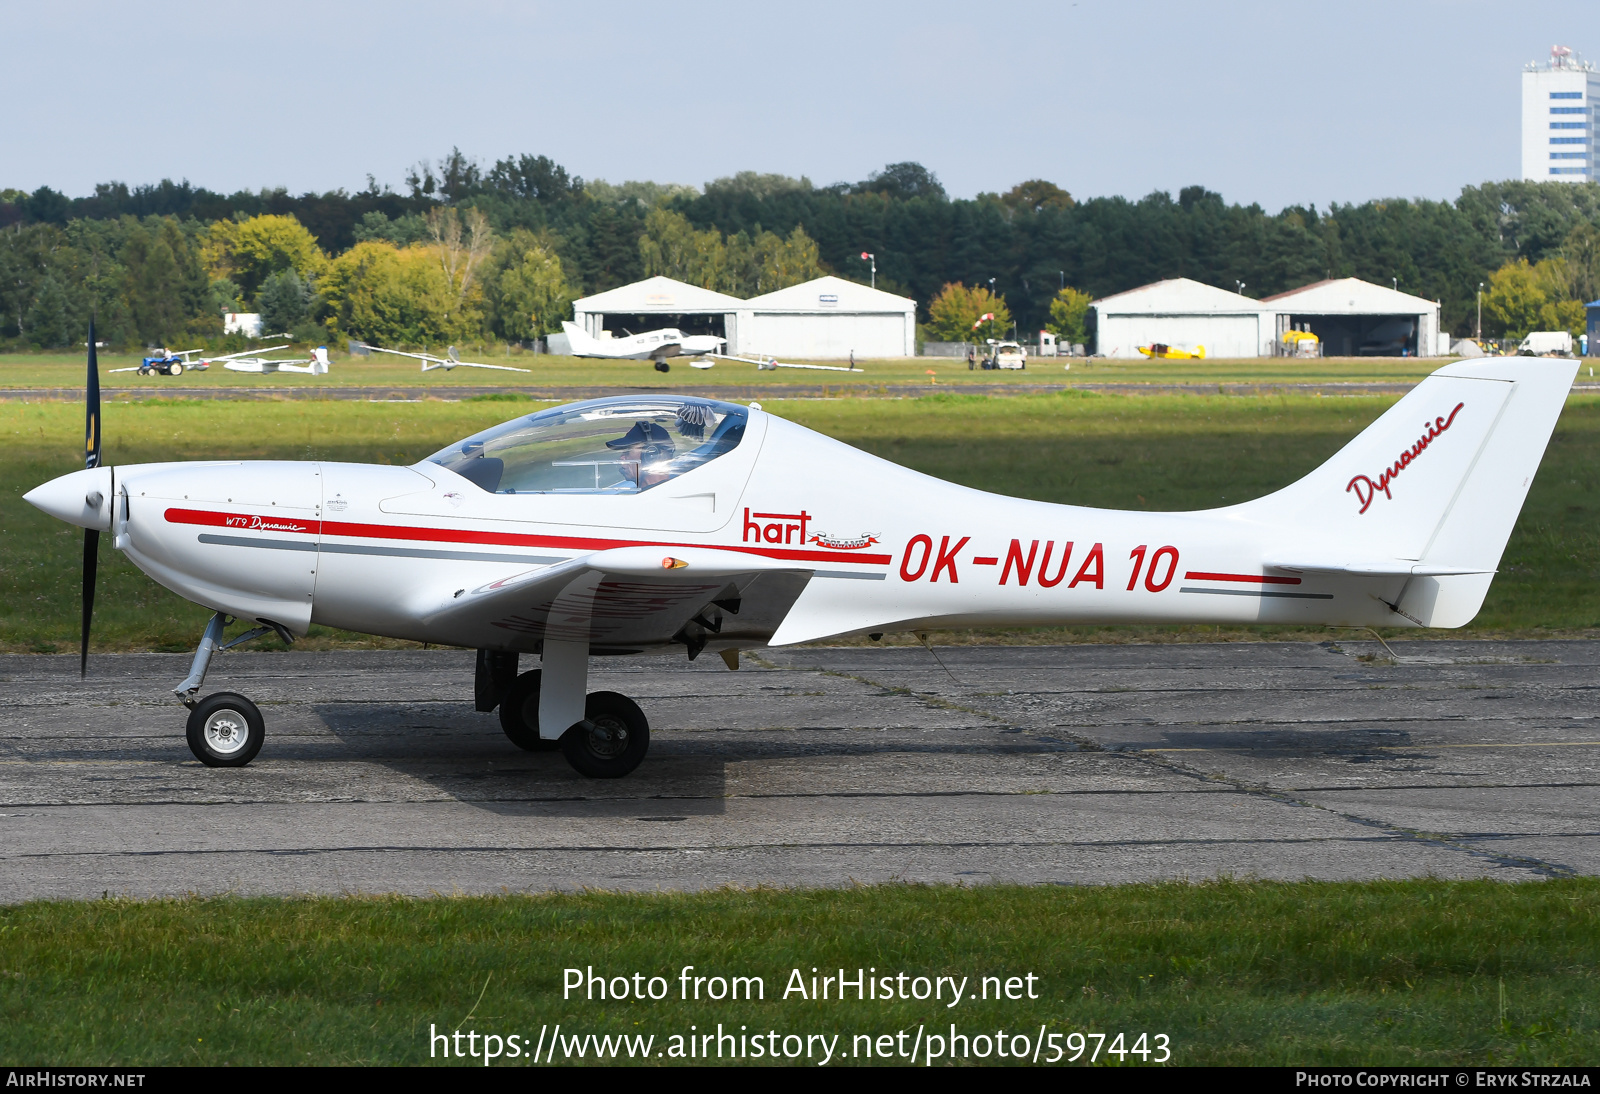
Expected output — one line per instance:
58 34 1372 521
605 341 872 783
1523 45 1600 181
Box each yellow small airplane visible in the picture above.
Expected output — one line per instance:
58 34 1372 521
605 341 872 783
1137 343 1206 359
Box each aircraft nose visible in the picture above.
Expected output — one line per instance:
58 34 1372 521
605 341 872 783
23 467 113 531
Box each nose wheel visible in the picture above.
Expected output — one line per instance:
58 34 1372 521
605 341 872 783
185 692 264 767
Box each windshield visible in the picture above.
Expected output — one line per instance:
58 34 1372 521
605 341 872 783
426 396 749 494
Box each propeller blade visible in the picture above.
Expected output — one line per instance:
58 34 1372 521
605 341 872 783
81 529 98 678
86 318 101 471
82 319 101 677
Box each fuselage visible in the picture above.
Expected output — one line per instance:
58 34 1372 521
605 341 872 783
25 403 1429 654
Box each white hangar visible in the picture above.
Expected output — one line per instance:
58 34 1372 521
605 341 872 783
567 274 917 360
736 276 916 359
1090 278 1275 359
570 276 744 346
1259 278 1446 357
1089 275 1447 358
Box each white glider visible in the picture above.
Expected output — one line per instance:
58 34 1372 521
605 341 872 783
351 343 531 374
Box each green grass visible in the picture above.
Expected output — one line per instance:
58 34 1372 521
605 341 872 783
0 350 1449 391
2 393 1596 651
1 880 1597 1065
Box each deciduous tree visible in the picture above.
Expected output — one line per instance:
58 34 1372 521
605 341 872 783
485 230 574 341
1047 286 1093 345
204 214 327 300
925 282 1011 342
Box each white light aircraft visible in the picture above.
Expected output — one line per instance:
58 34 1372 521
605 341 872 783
560 321 861 374
223 347 331 375
350 342 531 374
27 328 1577 779
561 321 724 370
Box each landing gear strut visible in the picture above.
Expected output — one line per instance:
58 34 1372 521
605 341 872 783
175 610 287 766
497 669 561 752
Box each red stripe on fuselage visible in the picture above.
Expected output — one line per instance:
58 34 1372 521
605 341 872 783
1183 570 1302 585
164 507 892 565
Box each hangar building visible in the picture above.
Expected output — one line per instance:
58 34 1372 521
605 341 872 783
735 275 916 358
1089 276 1446 358
1090 278 1274 358
1260 278 1445 357
570 276 743 345
567 274 917 359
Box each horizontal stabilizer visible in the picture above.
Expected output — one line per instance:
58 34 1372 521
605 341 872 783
1265 558 1493 577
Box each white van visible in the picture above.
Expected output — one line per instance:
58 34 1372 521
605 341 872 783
991 341 1027 369
1518 331 1574 357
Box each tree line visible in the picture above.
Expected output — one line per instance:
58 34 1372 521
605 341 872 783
5 150 1600 351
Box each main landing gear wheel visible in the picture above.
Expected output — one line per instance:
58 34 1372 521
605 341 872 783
561 692 649 779
185 692 264 767
498 669 561 752
654 360 670 373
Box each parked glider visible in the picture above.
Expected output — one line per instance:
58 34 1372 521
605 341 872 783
223 347 331 375
27 330 1576 779
700 352 863 374
350 342 531 374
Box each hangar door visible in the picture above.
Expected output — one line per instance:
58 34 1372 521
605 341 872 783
1100 313 1262 358
745 313 906 359
601 312 728 340
1285 314 1417 357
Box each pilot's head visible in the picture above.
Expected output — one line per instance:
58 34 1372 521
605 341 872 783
606 420 675 486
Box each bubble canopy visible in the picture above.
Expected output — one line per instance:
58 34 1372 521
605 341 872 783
425 396 750 495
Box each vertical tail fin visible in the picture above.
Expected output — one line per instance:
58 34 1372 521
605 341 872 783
1240 356 1576 626
312 346 330 375
561 321 603 356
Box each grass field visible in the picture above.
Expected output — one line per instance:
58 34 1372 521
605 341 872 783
0 350 1454 391
2 391 1596 651
0 880 1596 1065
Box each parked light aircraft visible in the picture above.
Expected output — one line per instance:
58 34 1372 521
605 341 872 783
561 321 862 374
350 342 531 374
223 347 331 375
1137 343 1206 360
560 321 727 372
26 326 1577 779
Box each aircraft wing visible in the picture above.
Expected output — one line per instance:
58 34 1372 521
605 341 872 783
414 545 814 655
707 353 863 373
353 342 530 373
204 345 291 363
446 360 534 373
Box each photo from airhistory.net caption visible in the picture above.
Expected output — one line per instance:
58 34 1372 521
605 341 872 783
422 963 1167 1065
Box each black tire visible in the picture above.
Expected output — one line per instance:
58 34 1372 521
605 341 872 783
186 692 264 767
498 669 561 751
654 361 670 373
560 692 649 778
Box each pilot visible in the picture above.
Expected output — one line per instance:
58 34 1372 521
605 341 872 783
606 420 676 489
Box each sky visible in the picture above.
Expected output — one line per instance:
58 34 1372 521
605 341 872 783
4 0 1595 212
